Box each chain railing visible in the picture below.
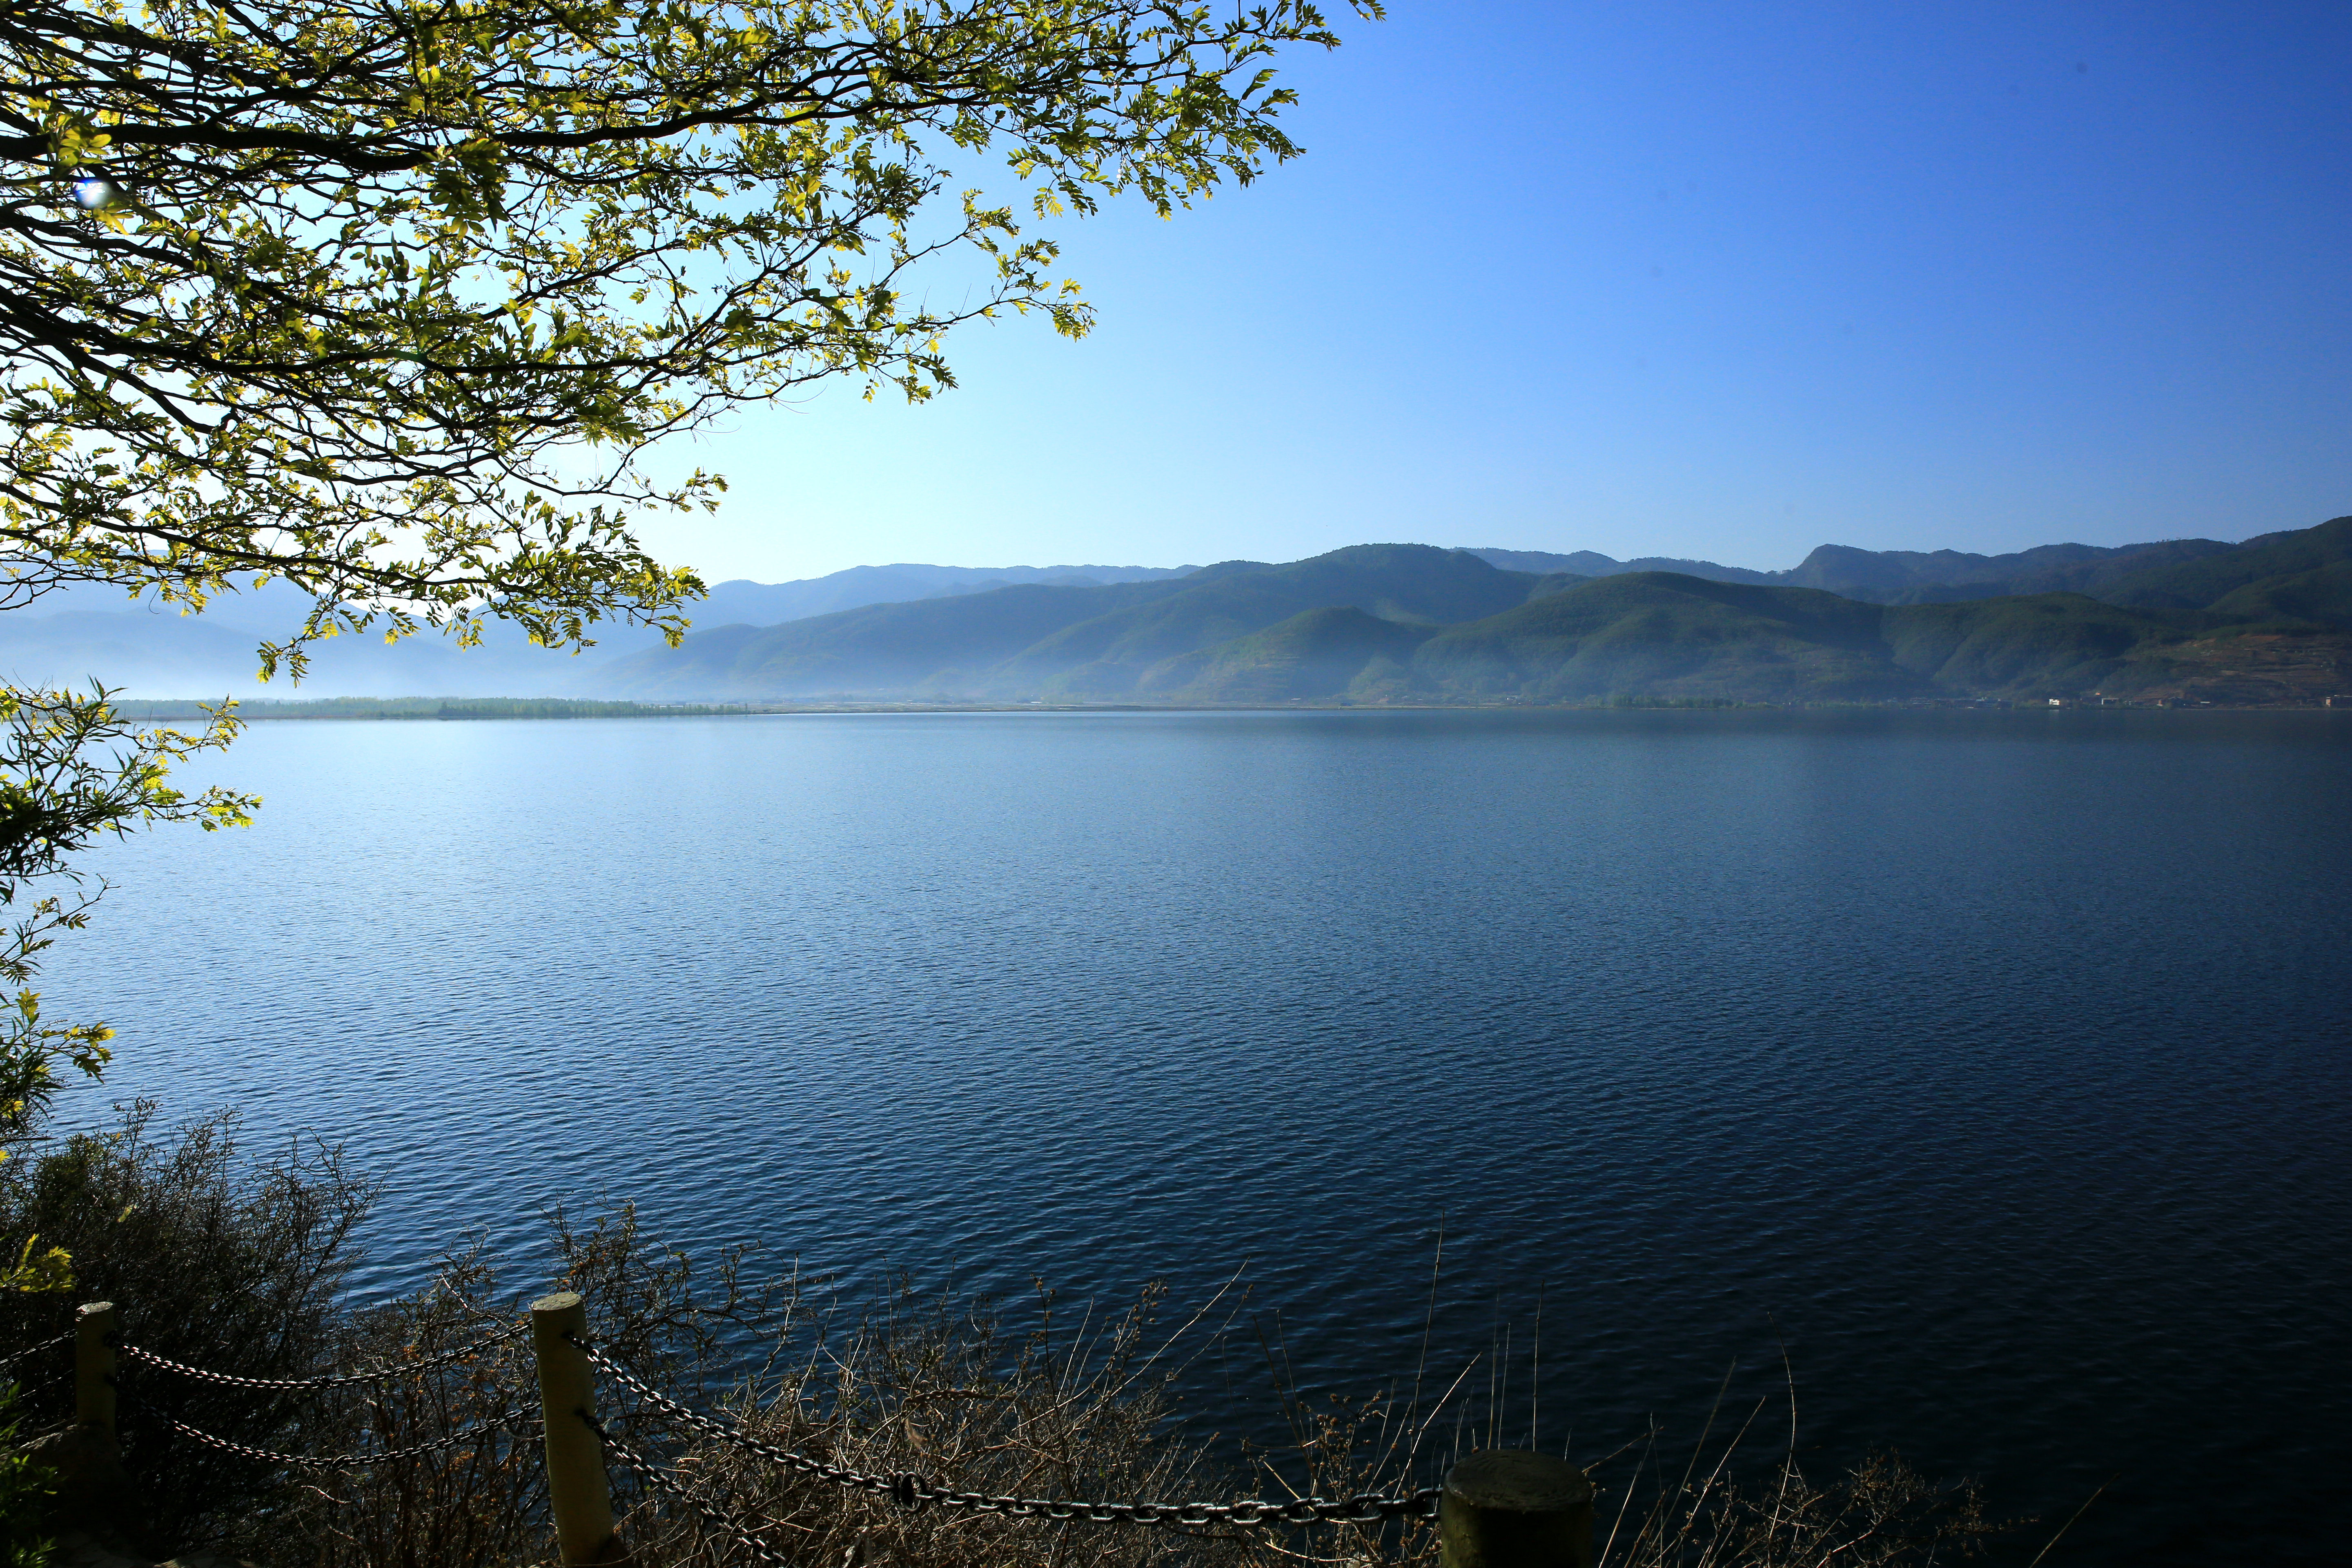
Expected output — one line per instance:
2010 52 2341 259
121 1320 527 1393
11 1367 71 1403
109 1319 532 1469
160 1414 521 1470
573 1332 1443 1526
4 1293 1595 1568
587 1412 794 1568
0 1330 71 1379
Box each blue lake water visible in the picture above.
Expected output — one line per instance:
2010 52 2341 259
41 708 2352 1564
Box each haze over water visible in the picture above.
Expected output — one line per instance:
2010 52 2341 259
48 709 2352 1564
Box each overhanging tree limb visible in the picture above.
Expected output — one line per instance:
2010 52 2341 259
0 684 254 1151
2 0 1373 672
0 2 1372 1178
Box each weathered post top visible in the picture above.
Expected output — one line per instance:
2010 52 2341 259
530 1291 624 1566
49 1301 139 1544
74 1301 118 1442
1440 1450 1596 1568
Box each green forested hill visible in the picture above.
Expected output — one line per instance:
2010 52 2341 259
1468 534 2254 603
1415 574 1907 702
1002 544 1557 695
1136 606 1433 701
2202 560 2352 626
13 517 2340 702
2094 514 2352 623
597 519 2352 704
1407 577 2194 702
602 544 1561 698
1885 537 2243 604
1877 594 2189 691
604 576 1196 698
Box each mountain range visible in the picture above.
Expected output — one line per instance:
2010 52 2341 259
1459 534 2255 602
6 520 2348 705
595 517 2352 705
0 561 1193 699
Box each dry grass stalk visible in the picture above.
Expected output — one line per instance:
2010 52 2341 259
2 1108 2006 1568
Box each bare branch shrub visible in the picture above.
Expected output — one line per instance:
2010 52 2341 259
2 1123 2005 1568
1591 1434 2001 1568
0 1101 373 1546
622 1273 1257 1568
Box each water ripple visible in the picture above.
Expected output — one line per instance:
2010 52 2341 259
39 708 2352 1565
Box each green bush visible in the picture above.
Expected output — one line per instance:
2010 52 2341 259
0 1383 55 1567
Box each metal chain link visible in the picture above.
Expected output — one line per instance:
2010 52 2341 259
0 1332 72 1376
160 1413 524 1470
13 1368 71 1401
575 1337 896 1491
572 1336 1441 1527
121 1320 527 1393
587 1412 794 1568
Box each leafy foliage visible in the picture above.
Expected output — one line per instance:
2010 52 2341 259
1 0 1372 667
0 687 254 1198
0 1381 57 1566
0 0 1380 1298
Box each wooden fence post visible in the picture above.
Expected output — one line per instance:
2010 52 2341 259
74 1301 118 1450
34 1299 146 1548
1439 1450 1595 1568
531 1291 624 1566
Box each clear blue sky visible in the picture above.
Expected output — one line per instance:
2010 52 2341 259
637 0 2352 582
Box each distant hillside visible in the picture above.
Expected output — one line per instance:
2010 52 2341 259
0 594 668 699
111 696 743 721
7 519 2345 704
601 518 2352 705
0 608 270 697
1464 547 1773 584
1417 575 1907 702
2093 514 2352 624
1464 535 2257 605
605 576 1200 700
1136 606 1430 702
1857 538 2247 603
1009 544 1556 696
695 561 1199 624
0 559 1200 698
603 545 1564 700
1417 575 2212 703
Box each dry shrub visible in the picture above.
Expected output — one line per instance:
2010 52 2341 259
270 1220 2000 1568
1594 1435 2001 1568
1223 1374 2004 1568
0 1101 372 1548
268 1208 1275 1568
2 1110 2005 1568
625 1277 1247 1568
255 1204 765 1567
265 1261 549 1567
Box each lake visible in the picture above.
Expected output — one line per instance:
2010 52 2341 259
42 708 2352 1564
